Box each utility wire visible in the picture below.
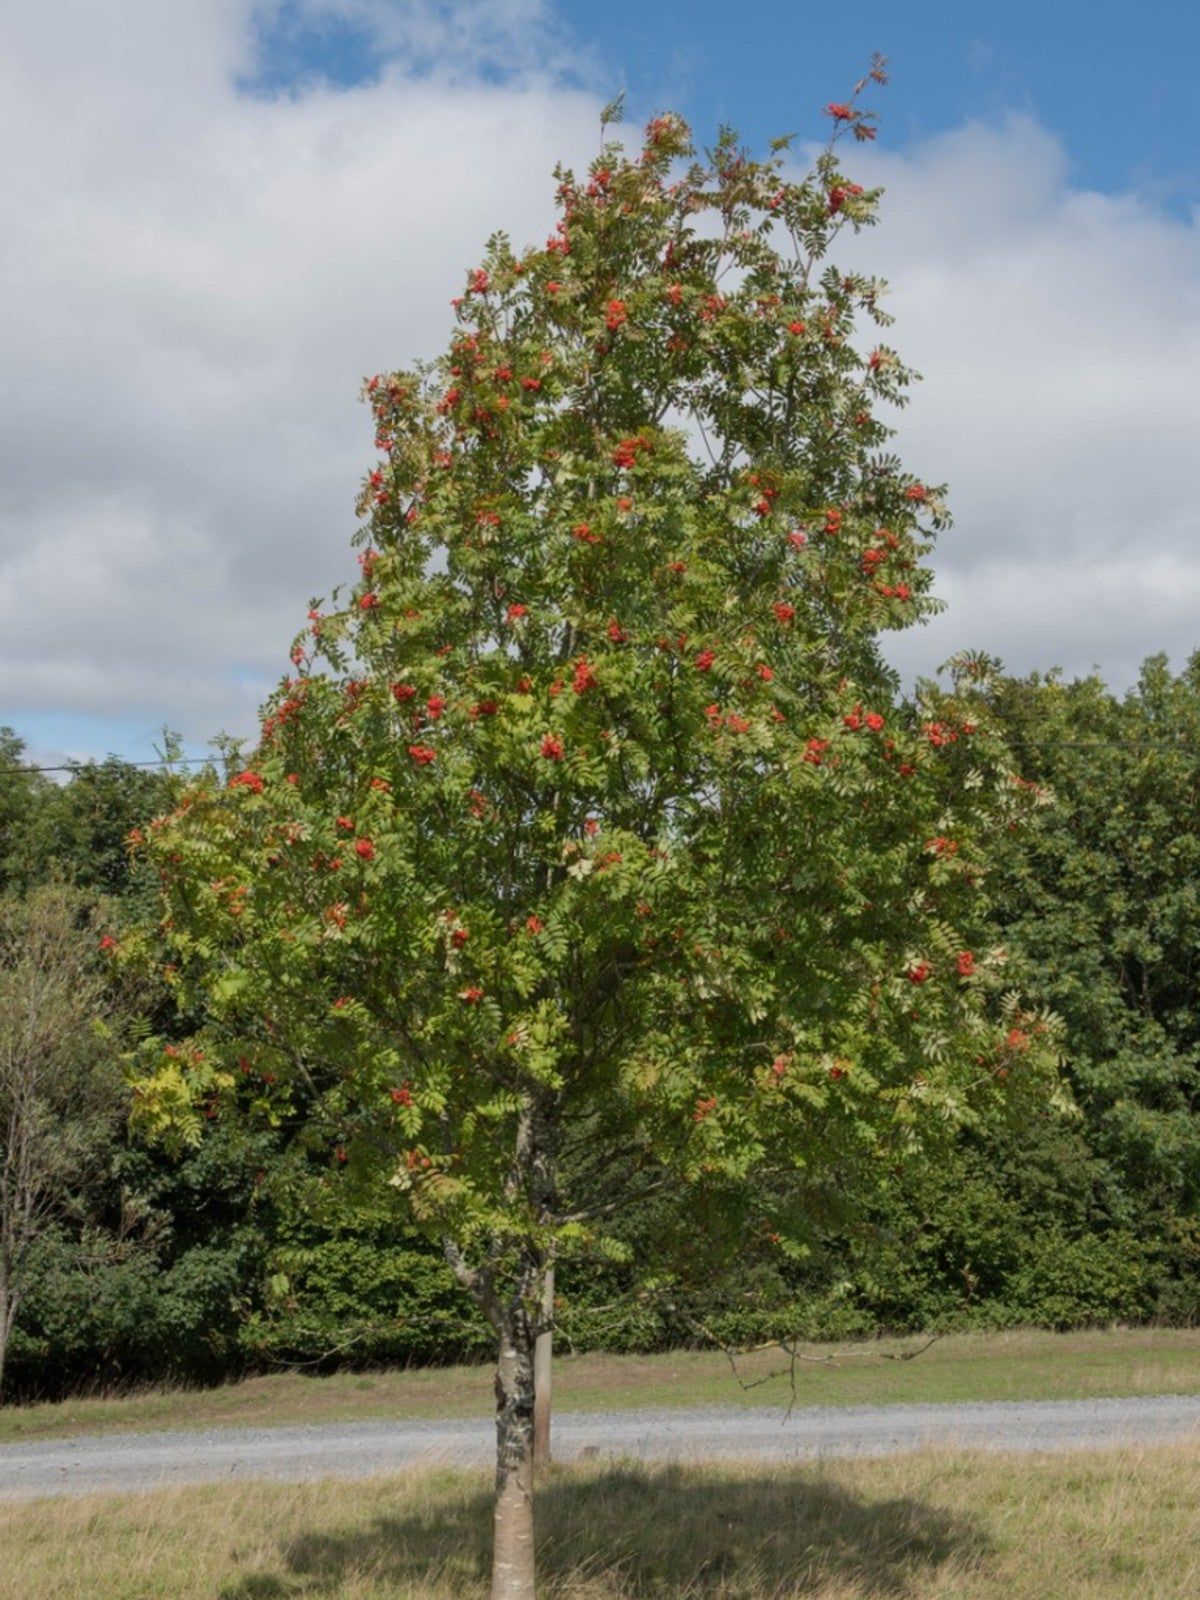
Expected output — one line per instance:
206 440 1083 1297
0 755 217 775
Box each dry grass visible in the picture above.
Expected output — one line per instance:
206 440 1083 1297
3 1443 1199 1598
3 1325 1199 1445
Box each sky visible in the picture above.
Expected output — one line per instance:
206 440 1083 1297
2 0 1198 767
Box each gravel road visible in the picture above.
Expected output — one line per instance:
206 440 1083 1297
3 1395 1198 1501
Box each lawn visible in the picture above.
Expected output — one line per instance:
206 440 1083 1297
3 1442 1199 1598
1 1325 1197 1444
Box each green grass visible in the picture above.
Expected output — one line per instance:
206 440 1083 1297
4 1443 1200 1597
1 1326 1198 1445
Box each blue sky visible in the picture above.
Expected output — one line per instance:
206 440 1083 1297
254 0 1200 211
2 0 1198 768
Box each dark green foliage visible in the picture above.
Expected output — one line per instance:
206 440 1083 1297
0 730 171 902
242 1218 493 1369
983 655 1200 1315
816 1122 1162 1332
42 757 172 904
5 1124 271 1398
0 729 53 894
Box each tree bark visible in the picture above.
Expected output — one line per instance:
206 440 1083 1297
492 1320 537 1600
0 1269 14 1405
532 1261 554 1471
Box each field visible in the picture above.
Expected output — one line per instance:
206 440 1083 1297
3 1443 1198 1599
1 1325 1198 1445
3 1328 1198 1595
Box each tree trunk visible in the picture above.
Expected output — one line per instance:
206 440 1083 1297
532 1261 554 1471
0 1279 14 1406
492 1320 537 1600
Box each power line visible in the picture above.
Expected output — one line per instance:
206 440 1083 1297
0 755 216 776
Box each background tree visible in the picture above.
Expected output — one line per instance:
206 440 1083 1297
45 758 173 905
0 883 132 1398
131 80 1057 1600
984 653 1200 1316
0 729 53 895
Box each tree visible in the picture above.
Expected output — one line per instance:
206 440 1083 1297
0 729 54 895
0 734 171 904
130 78 1057 1599
45 758 173 904
984 654 1200 1316
0 884 129 1398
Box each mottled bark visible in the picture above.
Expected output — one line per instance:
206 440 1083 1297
442 1086 557 1599
0 1283 12 1402
491 1322 537 1600
532 1261 554 1470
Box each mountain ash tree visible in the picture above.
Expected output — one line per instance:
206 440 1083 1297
130 78 1058 1600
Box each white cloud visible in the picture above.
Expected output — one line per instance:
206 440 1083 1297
1 12 1197 759
0 1 602 748
277 0 585 82
835 117 1200 686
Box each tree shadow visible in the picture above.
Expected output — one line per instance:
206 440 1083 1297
220 1462 991 1597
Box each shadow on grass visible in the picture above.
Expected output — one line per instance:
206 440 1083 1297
220 1463 990 1598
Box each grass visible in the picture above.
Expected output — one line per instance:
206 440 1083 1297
3 1443 1200 1597
1 1326 1198 1445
